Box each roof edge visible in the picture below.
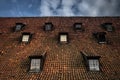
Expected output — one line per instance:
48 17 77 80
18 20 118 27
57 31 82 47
0 16 120 19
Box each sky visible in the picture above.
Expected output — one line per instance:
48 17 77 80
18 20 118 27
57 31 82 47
0 0 120 17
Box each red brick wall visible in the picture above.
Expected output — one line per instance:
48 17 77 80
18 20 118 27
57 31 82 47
0 17 120 80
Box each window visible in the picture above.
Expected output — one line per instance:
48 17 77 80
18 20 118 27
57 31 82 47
44 23 53 31
29 54 46 72
98 32 106 43
81 51 100 71
21 32 32 43
16 25 21 31
22 35 29 42
60 35 67 42
15 23 25 31
88 59 100 71
30 59 41 72
93 32 107 44
59 32 68 43
106 24 113 31
101 23 114 32
74 23 84 31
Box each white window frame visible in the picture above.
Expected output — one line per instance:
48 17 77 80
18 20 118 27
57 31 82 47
60 34 67 42
22 35 30 42
88 59 100 71
30 59 41 72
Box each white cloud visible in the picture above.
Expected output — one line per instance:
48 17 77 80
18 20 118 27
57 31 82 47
40 0 118 16
8 0 120 16
39 0 52 16
61 0 76 16
77 0 119 16
39 0 77 16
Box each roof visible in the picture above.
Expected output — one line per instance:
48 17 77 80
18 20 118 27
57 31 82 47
0 17 120 80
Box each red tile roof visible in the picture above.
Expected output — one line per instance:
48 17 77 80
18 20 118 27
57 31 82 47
0 17 120 80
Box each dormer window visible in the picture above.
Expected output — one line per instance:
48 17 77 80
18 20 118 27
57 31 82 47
59 32 69 43
15 23 25 31
93 32 107 44
101 23 114 32
29 53 46 72
44 23 53 31
81 51 100 71
74 23 84 31
29 56 42 72
21 32 32 43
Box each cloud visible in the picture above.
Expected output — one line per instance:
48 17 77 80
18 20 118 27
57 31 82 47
77 0 120 16
0 0 120 17
39 0 61 16
61 0 76 16
39 0 77 16
76 0 120 16
39 0 120 16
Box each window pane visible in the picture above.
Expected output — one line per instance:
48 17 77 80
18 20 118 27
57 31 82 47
76 24 81 28
30 59 41 71
60 35 67 42
89 59 99 71
35 59 41 70
16 25 22 31
22 35 29 42
99 34 106 43
30 59 36 70
45 25 51 30
106 25 113 31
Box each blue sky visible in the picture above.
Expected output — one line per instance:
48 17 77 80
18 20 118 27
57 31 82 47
0 0 120 17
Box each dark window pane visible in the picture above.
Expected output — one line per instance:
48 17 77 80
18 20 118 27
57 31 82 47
16 25 22 31
45 24 52 30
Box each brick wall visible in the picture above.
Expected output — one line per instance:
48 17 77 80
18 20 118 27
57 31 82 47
0 17 120 80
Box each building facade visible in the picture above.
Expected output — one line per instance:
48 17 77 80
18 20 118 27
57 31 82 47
0 17 120 80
